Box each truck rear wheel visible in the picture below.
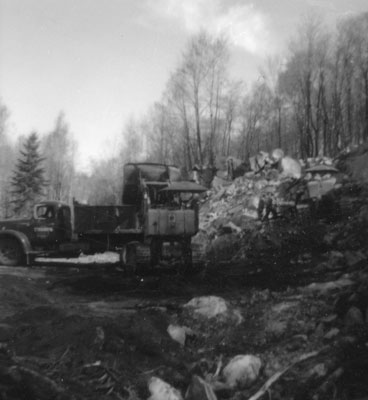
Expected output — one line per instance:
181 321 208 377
0 238 24 266
120 244 137 275
120 243 149 275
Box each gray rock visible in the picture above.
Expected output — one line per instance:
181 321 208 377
344 306 364 327
222 355 262 389
324 328 340 340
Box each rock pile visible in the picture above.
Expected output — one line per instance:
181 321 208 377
195 152 341 263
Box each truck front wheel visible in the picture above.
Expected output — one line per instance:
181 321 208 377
0 238 24 266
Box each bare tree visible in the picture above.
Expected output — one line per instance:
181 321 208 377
336 13 368 146
175 31 230 167
0 102 16 217
86 157 123 205
279 15 330 157
221 80 243 157
238 81 272 158
43 112 76 202
260 56 288 149
120 117 146 163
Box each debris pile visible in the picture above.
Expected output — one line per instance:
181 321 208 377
195 150 345 263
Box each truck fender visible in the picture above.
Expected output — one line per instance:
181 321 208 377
0 230 33 265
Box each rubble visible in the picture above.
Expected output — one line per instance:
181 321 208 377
303 277 355 294
196 149 344 264
147 377 183 400
270 149 302 179
222 354 262 389
183 296 243 324
167 325 194 346
344 306 365 327
184 296 229 318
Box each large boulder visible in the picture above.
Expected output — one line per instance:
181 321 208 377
184 296 228 318
147 377 183 400
271 149 302 179
183 296 243 324
222 355 262 389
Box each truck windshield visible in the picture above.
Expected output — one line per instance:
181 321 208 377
36 205 55 220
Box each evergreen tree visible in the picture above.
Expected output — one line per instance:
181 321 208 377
11 132 47 216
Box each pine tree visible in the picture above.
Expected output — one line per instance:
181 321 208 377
11 132 47 216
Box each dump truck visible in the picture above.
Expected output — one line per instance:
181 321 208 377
0 163 206 272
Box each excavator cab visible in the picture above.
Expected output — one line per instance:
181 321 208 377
121 163 206 272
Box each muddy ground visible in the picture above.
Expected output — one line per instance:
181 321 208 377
1 213 368 400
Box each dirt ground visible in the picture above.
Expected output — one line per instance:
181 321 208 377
1 207 368 399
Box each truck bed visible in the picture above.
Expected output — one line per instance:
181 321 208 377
74 204 137 234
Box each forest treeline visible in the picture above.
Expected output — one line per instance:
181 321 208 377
0 12 367 216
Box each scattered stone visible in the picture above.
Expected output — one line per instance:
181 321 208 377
303 278 355 294
314 323 325 338
222 355 262 389
147 377 183 400
320 314 338 324
265 320 288 339
264 301 300 338
183 296 243 324
94 326 105 350
344 306 365 327
263 358 284 378
167 325 186 346
324 328 340 340
222 221 242 234
167 325 194 346
275 153 302 179
184 296 228 319
272 301 299 313
285 334 308 351
307 362 328 378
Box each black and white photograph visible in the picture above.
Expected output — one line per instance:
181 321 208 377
0 0 368 398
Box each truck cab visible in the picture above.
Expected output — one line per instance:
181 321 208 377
32 202 73 245
0 201 72 265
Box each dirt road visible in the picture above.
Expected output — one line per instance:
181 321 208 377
1 261 240 399
0 252 367 400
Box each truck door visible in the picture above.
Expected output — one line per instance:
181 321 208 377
33 204 58 245
56 206 72 242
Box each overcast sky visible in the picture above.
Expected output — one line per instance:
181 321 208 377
1 0 367 171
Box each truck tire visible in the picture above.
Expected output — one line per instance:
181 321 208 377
0 238 24 266
120 244 137 275
120 243 149 275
